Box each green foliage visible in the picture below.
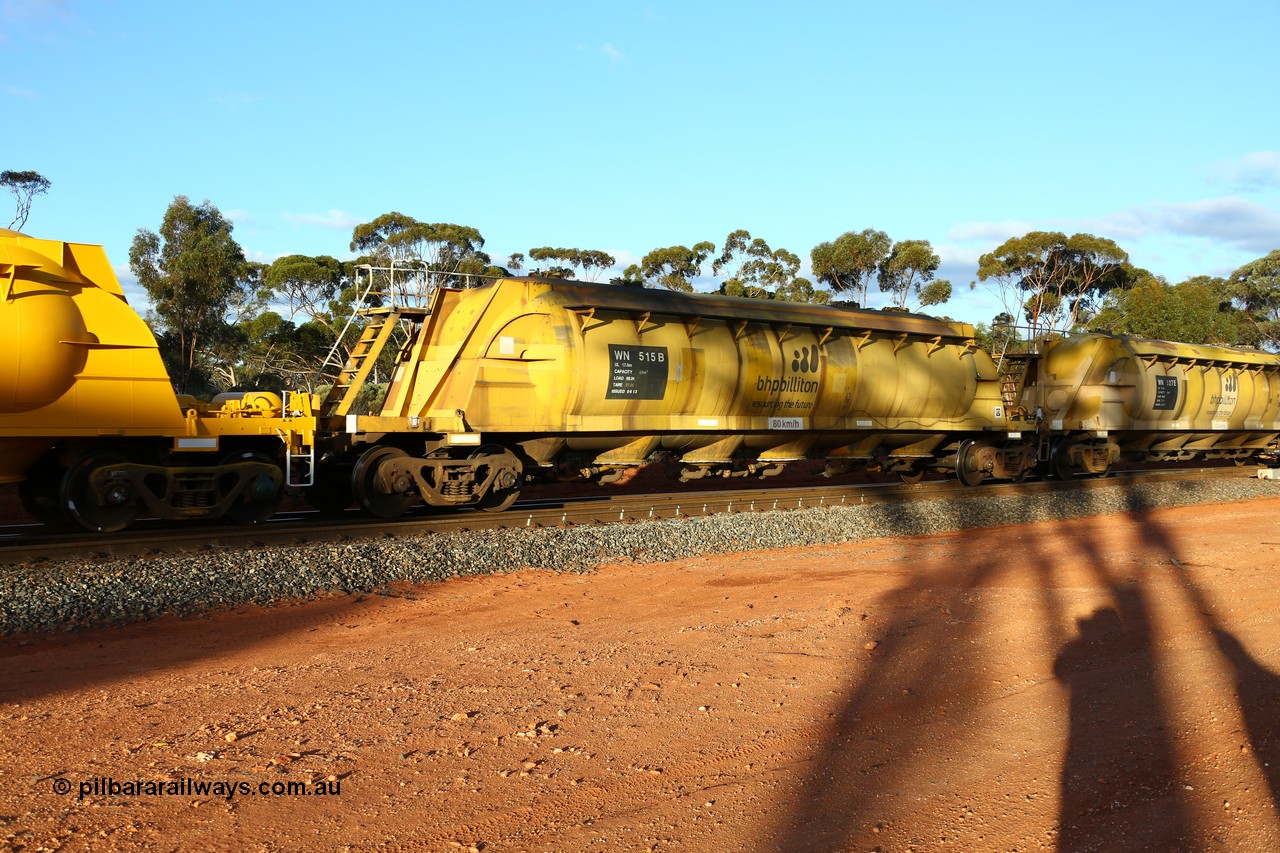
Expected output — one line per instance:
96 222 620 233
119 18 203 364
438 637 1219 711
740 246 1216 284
972 312 1022 358
614 265 647 285
1230 249 1280 348
1090 274 1252 346
256 254 370 390
527 247 617 281
877 239 950 310
810 229 892 307
633 242 716 292
1 169 51 231
976 231 1132 334
774 276 830 305
266 255 347 313
350 212 495 286
130 196 251 394
916 278 952 307
710 229 824 303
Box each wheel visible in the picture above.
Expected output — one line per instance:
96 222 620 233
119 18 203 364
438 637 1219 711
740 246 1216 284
61 453 138 533
472 445 522 512
19 454 69 527
955 441 986 487
476 487 520 512
898 467 925 485
352 446 415 518
222 451 282 525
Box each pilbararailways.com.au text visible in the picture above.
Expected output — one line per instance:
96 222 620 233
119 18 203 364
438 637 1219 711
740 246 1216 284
54 776 342 800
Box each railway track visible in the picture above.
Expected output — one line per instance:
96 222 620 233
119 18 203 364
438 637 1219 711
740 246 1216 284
0 466 1251 567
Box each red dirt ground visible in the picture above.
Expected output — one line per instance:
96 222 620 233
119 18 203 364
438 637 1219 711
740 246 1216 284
3 498 1280 851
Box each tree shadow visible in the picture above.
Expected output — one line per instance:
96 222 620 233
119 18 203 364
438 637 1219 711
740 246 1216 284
1127 485 1280 815
769 480 1222 852
1212 627 1280 807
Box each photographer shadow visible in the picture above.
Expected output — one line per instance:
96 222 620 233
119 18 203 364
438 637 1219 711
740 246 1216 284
1054 585 1191 851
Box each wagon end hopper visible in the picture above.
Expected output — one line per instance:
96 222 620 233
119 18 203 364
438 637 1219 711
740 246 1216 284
1028 333 1280 474
0 229 187 483
0 230 323 531
354 277 1032 493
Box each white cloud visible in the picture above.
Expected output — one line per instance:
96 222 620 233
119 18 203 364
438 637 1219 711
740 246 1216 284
113 263 151 309
244 248 282 264
3 85 36 98
212 92 266 111
935 244 984 267
949 197 1280 255
1085 197 1280 253
223 208 252 225
0 0 84 45
604 248 641 269
283 209 360 230
601 42 624 63
1205 151 1280 190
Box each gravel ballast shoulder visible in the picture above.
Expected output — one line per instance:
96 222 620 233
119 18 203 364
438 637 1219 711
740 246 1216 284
2 478 1275 635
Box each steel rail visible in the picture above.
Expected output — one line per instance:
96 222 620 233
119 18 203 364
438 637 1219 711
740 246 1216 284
0 466 1253 567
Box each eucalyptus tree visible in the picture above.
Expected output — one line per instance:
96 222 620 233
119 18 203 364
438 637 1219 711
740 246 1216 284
810 228 891 307
1091 274 1249 346
624 242 716 292
130 196 252 394
257 254 372 386
976 231 1131 336
877 239 951 311
349 212 498 288
712 229 826 303
1230 249 1280 348
264 254 351 331
527 247 617 281
1 169 50 231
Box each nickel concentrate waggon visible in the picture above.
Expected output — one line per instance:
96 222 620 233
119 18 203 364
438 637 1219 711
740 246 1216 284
2 228 1277 532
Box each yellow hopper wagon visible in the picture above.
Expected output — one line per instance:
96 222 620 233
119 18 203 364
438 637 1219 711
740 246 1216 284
0 230 317 531
319 277 1038 517
1006 332 1280 478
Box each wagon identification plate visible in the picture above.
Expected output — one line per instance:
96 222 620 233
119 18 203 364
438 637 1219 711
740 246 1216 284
1153 376 1179 411
606 345 668 400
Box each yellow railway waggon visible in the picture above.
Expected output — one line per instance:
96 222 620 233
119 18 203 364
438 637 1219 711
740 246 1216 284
317 276 1035 516
0 229 317 531
1007 333 1280 479
4 228 1279 532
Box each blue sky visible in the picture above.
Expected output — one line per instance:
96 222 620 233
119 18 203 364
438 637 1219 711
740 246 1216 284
4 0 1279 324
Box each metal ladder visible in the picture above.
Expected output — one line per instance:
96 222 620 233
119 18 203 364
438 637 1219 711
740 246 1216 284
318 308 403 417
281 390 317 487
999 358 1025 410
